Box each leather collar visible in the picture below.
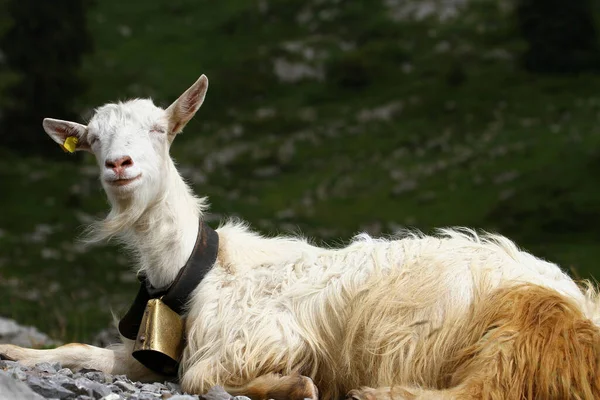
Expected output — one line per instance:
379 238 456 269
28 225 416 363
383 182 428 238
118 222 219 340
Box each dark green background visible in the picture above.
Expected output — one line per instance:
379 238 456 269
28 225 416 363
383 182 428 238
0 0 599 342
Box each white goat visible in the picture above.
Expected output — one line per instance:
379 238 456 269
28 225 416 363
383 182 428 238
2 75 600 399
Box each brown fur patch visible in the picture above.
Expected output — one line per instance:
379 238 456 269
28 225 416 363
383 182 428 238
448 284 600 399
341 284 600 400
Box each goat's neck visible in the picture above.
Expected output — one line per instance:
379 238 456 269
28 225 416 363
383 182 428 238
127 163 202 288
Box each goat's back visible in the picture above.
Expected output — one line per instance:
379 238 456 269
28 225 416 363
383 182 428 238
181 226 598 399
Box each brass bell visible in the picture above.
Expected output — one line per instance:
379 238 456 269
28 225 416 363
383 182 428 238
132 298 185 375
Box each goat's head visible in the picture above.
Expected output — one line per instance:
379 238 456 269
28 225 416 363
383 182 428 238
42 75 208 207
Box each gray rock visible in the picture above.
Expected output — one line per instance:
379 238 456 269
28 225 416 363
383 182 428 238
113 375 132 383
26 374 75 399
9 366 27 381
232 397 251 400
165 382 181 393
202 386 231 400
85 370 112 384
10 368 27 381
0 371 44 400
33 362 57 374
137 392 161 399
168 396 199 400
43 374 71 387
114 379 137 392
106 383 124 393
61 377 93 396
0 317 59 348
141 383 159 392
0 359 23 369
100 394 122 400
79 368 103 374
87 380 112 399
62 376 114 399
58 368 73 377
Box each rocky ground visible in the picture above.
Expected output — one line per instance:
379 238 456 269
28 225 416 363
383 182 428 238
0 318 247 400
0 360 246 400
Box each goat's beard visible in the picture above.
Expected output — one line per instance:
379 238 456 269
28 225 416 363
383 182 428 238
81 173 166 244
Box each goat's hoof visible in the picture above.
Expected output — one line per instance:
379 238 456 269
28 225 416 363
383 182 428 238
346 387 421 400
272 374 318 400
307 378 319 400
0 353 16 361
0 344 20 362
288 375 318 400
239 373 318 400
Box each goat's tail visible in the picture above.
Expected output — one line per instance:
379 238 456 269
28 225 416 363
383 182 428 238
448 284 600 399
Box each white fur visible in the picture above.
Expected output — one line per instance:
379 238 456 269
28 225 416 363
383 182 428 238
181 225 592 389
5 74 596 400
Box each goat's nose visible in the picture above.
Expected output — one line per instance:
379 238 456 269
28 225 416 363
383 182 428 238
105 156 134 174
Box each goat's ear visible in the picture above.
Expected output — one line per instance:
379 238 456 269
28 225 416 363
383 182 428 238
166 74 208 136
42 118 91 153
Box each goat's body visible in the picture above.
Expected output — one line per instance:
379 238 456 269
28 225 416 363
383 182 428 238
5 224 598 398
180 223 599 399
7 77 597 399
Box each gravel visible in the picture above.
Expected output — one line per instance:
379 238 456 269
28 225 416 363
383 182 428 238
0 370 43 400
0 320 252 400
0 360 251 400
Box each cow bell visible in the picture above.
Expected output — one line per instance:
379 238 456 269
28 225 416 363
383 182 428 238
132 298 185 376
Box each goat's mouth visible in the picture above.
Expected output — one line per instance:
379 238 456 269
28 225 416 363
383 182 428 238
107 175 142 187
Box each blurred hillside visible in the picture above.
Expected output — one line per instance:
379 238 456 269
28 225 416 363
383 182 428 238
1 0 600 341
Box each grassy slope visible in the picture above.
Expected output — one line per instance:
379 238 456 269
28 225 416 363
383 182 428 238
1 0 600 341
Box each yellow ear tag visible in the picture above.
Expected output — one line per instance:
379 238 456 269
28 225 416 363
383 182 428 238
62 136 79 153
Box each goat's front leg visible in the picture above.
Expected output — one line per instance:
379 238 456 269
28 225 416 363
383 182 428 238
0 341 162 382
180 361 318 400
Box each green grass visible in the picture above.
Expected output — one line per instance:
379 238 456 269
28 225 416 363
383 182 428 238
1 0 600 342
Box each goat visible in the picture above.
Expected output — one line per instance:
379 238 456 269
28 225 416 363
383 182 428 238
2 74 600 399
